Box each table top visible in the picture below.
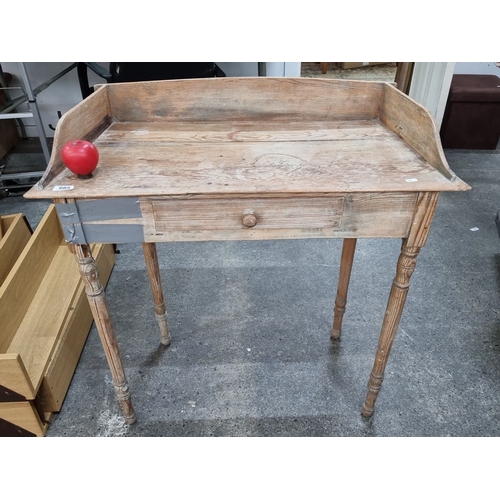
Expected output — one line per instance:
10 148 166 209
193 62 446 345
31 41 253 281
25 78 470 200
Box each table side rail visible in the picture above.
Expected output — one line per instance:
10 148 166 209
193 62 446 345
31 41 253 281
54 192 418 244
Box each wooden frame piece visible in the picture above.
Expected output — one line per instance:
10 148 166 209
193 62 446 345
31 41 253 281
0 213 32 287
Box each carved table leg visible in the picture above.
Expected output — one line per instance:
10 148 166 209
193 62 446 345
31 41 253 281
331 238 357 339
74 244 136 424
142 242 171 346
362 240 420 418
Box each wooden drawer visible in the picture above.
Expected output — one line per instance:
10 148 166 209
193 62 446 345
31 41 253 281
0 205 115 436
147 195 343 233
140 192 417 242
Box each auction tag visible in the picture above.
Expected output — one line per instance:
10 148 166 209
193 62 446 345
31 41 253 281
53 185 74 191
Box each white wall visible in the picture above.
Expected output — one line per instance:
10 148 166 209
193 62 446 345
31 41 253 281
454 62 500 76
1 62 301 138
409 62 455 129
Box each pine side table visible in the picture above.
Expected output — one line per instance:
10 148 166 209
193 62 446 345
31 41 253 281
25 77 470 424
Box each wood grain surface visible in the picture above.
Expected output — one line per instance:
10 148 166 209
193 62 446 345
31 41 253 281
0 214 31 287
26 78 470 200
107 77 385 123
31 119 468 199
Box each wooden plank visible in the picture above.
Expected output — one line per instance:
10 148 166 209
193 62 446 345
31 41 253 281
98 119 395 144
1 214 16 234
36 131 466 199
35 85 112 189
0 354 35 400
0 214 32 287
0 401 47 437
106 77 385 123
380 83 468 189
341 192 416 238
0 205 61 353
39 244 115 412
7 245 83 394
0 224 115 409
0 416 37 436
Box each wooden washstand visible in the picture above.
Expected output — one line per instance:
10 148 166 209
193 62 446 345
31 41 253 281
25 77 470 424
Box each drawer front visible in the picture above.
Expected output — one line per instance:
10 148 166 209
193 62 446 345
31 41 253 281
150 196 343 231
141 192 417 242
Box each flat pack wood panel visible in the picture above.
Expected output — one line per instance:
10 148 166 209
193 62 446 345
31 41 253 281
37 120 464 199
0 214 14 234
0 214 31 287
7 246 83 394
107 77 385 123
40 243 115 412
141 192 416 242
0 206 62 353
0 401 46 437
0 354 35 400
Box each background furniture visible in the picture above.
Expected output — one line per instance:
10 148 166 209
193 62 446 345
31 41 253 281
440 74 500 149
0 63 80 194
77 62 226 99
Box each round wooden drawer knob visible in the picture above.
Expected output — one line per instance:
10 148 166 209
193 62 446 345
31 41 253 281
242 209 257 228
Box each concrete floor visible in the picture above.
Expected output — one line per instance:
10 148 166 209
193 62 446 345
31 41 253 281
1 139 499 437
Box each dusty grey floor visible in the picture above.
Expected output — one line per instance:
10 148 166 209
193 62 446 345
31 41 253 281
2 140 499 437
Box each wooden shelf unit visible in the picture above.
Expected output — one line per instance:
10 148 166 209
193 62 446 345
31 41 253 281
0 206 115 436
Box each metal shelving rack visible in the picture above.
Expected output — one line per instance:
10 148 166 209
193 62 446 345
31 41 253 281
0 62 77 185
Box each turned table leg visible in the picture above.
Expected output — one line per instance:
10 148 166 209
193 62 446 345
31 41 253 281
362 240 420 418
74 244 136 424
331 238 357 340
142 242 171 346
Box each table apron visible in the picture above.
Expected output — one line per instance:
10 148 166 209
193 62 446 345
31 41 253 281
56 192 419 244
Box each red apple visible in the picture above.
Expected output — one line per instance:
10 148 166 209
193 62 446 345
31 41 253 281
61 140 99 179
